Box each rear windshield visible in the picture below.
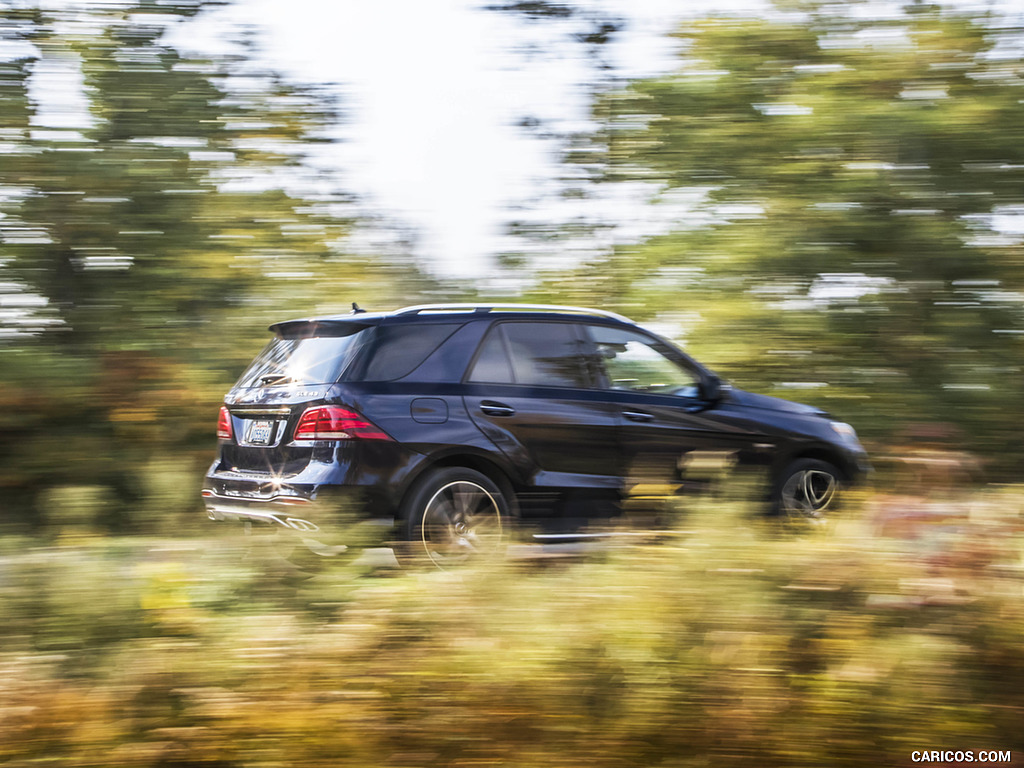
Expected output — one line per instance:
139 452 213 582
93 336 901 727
235 330 369 388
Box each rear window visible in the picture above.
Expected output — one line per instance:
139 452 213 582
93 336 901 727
235 329 369 388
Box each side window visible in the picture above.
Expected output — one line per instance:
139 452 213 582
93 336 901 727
468 322 588 388
586 325 700 397
468 325 514 383
361 323 462 381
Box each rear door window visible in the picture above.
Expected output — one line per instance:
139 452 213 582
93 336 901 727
468 322 588 388
467 325 514 383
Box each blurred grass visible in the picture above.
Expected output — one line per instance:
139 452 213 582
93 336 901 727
1 490 1023 766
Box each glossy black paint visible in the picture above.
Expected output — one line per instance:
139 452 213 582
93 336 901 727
202 307 869 541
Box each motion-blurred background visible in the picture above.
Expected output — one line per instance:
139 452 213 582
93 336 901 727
2 1 1023 765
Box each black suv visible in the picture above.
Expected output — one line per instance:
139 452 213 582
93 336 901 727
202 304 869 563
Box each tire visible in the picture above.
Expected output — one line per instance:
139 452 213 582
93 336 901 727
401 467 508 568
771 458 843 521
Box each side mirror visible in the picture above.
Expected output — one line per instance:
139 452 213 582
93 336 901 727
701 373 725 403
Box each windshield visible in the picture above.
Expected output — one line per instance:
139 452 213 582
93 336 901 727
235 332 368 388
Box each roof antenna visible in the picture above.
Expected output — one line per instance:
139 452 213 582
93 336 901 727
351 302 366 314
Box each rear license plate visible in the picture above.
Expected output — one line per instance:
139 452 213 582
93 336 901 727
247 420 274 445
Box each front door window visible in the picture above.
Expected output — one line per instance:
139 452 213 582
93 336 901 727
587 325 700 398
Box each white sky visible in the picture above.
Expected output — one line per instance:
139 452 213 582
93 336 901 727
168 0 754 278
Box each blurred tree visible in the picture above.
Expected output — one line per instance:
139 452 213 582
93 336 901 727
535 3 1024 472
0 1 432 526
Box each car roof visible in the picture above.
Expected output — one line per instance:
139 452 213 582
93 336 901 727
270 303 638 334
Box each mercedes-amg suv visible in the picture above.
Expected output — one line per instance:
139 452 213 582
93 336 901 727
202 304 869 564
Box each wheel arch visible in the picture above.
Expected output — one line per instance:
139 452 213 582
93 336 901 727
397 450 520 522
774 443 853 484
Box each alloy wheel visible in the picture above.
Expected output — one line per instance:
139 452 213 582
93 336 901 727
780 468 837 518
420 480 503 567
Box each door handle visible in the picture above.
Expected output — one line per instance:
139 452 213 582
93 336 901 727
480 401 516 417
623 410 654 422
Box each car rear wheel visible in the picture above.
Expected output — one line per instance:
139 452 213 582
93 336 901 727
402 467 507 568
773 458 842 520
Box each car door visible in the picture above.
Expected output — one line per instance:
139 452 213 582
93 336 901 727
463 320 621 491
582 323 766 498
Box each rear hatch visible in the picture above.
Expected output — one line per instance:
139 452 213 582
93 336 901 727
217 318 377 477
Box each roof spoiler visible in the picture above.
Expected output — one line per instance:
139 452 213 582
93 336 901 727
268 317 379 338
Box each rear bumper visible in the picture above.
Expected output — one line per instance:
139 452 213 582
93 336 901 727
201 484 397 557
201 460 399 550
202 489 323 532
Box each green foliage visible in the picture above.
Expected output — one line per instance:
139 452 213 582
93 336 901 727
529 4 1024 473
1 492 1022 765
0 2 441 526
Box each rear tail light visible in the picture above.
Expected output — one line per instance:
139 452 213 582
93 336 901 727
293 406 392 441
217 406 233 440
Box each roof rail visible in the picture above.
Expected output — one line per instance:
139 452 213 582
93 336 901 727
393 303 635 323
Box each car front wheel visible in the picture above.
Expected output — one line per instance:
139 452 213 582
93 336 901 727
773 458 842 520
402 467 507 568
